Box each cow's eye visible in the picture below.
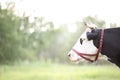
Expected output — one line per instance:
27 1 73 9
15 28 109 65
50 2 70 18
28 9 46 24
80 38 83 45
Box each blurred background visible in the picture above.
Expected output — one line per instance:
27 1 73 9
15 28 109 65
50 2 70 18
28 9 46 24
0 0 120 80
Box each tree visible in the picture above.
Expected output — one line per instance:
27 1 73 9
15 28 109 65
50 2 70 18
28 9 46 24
0 3 22 63
83 16 106 28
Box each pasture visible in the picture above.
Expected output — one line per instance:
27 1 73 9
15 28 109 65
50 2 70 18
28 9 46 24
0 63 120 80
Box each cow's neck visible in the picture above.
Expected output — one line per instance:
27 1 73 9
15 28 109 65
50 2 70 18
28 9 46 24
94 28 120 67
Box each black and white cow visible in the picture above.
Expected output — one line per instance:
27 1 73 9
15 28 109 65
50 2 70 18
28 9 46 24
68 23 120 67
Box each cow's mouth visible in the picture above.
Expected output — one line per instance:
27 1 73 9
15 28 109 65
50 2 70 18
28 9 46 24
69 58 80 64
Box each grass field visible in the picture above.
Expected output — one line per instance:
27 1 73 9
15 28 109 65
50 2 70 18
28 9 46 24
0 63 120 80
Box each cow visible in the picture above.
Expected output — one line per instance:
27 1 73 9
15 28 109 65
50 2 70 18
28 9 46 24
67 23 120 68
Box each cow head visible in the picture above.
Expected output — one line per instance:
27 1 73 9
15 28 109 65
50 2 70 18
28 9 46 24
67 23 99 63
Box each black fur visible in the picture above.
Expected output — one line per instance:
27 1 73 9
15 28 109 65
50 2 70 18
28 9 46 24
87 28 120 68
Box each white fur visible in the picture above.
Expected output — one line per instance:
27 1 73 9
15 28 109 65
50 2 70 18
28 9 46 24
68 28 98 62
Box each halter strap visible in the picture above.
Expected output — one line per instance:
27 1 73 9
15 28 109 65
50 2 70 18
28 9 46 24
72 29 104 62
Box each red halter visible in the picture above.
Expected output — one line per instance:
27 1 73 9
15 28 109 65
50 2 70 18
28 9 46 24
72 29 104 62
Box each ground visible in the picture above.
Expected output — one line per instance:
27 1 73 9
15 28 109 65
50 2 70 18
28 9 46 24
0 62 120 80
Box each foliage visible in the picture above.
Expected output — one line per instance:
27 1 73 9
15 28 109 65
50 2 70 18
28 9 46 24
0 3 22 63
0 2 117 64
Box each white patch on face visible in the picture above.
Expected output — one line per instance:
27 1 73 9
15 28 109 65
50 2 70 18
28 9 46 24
68 28 98 62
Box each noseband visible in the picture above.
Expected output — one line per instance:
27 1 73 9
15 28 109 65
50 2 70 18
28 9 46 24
72 29 104 62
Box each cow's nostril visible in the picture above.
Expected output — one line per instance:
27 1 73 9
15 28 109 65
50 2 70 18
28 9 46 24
68 54 71 57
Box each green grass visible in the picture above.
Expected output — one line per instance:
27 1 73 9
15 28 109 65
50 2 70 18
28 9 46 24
0 63 120 80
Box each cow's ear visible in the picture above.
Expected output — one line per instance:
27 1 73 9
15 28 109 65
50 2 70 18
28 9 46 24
86 31 98 40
